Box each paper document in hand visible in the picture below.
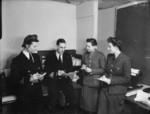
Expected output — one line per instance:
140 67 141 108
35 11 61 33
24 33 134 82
39 72 46 78
65 72 79 82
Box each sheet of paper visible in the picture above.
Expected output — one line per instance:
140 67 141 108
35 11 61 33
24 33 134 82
134 90 150 106
2 95 17 103
131 68 140 76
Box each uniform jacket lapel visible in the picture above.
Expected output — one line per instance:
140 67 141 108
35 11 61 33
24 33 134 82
113 53 123 64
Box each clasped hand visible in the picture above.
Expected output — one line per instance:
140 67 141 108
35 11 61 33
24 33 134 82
57 70 66 76
30 72 46 83
97 75 111 85
81 64 92 73
49 70 65 78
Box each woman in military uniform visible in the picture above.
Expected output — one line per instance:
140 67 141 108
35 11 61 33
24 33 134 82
10 35 45 114
80 38 106 114
97 37 131 114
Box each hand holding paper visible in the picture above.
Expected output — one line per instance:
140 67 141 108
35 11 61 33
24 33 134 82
85 67 92 73
81 64 87 70
30 72 46 82
97 75 111 85
58 70 66 76
30 72 40 83
38 72 46 81
81 64 92 73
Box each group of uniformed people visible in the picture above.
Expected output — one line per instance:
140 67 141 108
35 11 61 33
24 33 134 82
10 34 131 114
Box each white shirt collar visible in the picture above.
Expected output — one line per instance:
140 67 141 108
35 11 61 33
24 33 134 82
56 51 63 61
23 50 30 59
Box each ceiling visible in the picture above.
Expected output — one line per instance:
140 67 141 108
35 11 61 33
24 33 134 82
98 0 149 9
51 0 149 9
98 0 132 9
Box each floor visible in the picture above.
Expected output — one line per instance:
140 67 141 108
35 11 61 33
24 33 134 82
2 104 87 114
2 84 85 114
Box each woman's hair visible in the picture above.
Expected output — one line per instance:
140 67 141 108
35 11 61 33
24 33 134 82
107 37 122 51
86 38 97 46
56 38 66 45
22 34 39 47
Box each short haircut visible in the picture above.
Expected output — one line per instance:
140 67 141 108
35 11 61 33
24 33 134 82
56 38 66 45
22 34 39 47
107 37 122 51
86 38 97 46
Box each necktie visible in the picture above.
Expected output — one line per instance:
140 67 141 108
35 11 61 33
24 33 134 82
29 54 34 63
59 55 61 63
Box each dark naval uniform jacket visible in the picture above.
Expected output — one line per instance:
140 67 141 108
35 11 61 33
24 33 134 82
10 52 43 113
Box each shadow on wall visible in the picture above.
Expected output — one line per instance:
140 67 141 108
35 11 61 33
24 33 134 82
98 39 109 57
4 54 17 70
1 54 17 78
2 36 24 71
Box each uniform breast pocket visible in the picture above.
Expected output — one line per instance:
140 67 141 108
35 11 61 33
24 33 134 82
114 66 123 74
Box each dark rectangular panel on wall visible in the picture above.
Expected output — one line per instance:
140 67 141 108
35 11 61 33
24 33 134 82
0 0 1 39
116 2 150 84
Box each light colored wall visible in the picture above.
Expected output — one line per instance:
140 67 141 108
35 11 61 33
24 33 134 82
97 8 116 57
76 0 98 54
1 0 76 70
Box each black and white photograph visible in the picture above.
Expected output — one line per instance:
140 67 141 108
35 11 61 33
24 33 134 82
0 0 150 114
